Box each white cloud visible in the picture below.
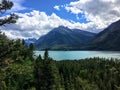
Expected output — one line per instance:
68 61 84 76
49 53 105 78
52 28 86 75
64 0 120 30
10 0 26 11
2 0 119 40
1 0 120 40
1 10 99 39
65 4 83 14
54 5 60 11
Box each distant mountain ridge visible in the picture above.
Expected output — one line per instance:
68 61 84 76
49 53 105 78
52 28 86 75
35 26 96 50
25 38 37 46
34 19 120 50
86 19 120 50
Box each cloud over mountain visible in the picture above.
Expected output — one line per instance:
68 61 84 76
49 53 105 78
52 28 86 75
1 10 98 39
1 0 120 39
64 0 120 30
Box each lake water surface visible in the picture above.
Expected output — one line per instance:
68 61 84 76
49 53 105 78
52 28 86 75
34 51 120 60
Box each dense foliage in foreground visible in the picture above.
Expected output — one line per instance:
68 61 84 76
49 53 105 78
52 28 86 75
1 0 119 89
0 33 120 90
56 58 120 90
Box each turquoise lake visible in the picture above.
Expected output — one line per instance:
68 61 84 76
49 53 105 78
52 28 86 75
34 51 120 60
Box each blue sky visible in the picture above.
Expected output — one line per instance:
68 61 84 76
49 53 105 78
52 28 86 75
18 0 86 23
1 0 120 39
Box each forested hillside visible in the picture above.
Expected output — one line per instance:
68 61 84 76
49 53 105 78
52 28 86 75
83 19 120 50
1 35 120 90
0 0 120 90
0 1 35 89
0 32 35 90
56 58 120 90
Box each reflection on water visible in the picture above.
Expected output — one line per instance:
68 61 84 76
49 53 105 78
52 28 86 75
34 51 120 60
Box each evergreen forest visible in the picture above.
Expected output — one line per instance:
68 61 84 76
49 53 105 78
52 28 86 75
0 0 120 90
0 31 120 90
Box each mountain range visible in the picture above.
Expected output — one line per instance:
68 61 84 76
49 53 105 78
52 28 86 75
25 38 37 46
86 19 120 50
35 26 96 50
34 19 120 50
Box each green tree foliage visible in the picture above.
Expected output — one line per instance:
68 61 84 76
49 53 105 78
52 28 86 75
34 50 60 90
0 1 35 89
34 55 43 90
28 43 35 60
0 2 120 89
0 0 13 11
29 43 35 51
56 58 120 90
0 81 7 90
1 39 120 90
0 0 18 26
0 33 35 89
0 0 18 60
44 49 49 60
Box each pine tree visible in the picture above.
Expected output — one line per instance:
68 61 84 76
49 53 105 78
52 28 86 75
29 43 35 51
44 49 49 60
0 0 18 60
28 43 35 60
34 50 60 90
34 55 44 90
0 0 18 89
0 0 18 26
0 81 7 90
